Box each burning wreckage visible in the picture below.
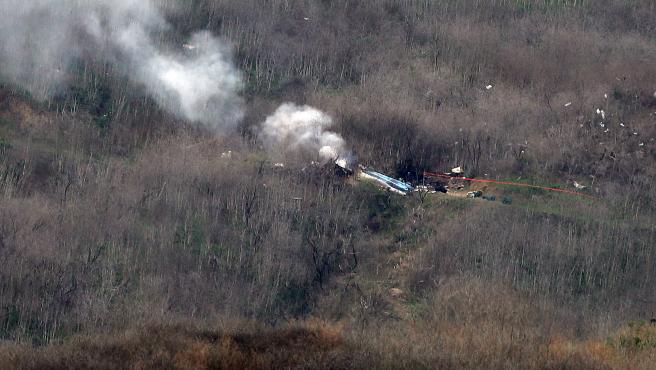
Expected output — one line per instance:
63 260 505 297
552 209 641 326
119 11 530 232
358 166 415 195
276 154 589 200
313 157 466 196
333 157 431 196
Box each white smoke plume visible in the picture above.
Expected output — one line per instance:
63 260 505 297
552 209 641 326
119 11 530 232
0 0 243 130
260 103 346 161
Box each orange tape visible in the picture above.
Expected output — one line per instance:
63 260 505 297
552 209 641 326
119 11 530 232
423 171 596 199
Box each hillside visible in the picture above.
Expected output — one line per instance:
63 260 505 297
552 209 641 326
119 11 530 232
1 1 656 369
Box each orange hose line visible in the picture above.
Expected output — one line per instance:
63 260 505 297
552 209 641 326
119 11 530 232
423 171 597 199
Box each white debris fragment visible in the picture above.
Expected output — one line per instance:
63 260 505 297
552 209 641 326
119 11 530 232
221 150 232 159
182 43 197 50
604 93 608 99
303 17 310 21
595 109 606 120
340 156 359 171
564 102 572 107
604 129 609 133
274 163 285 168
485 85 493 90
639 142 645 146
451 166 463 174
599 123 605 128
634 132 638 135
573 181 587 190
653 91 656 98
620 123 625 127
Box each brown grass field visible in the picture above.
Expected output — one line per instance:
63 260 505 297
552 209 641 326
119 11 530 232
1 0 656 368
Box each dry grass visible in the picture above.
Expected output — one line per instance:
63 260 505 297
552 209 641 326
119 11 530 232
0 321 352 370
348 277 656 370
3 279 655 369
1 1 656 368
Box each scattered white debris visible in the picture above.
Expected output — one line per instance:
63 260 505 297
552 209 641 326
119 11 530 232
220 150 232 159
182 43 197 50
599 123 605 128
604 129 610 133
414 185 436 194
564 102 572 107
334 156 357 171
573 181 587 190
596 109 606 120
486 85 493 90
333 158 346 168
274 163 285 168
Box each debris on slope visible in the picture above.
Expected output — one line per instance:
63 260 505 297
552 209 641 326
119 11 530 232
358 166 414 196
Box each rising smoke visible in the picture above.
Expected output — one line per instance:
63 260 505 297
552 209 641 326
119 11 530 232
0 1 347 159
0 0 243 130
260 103 346 161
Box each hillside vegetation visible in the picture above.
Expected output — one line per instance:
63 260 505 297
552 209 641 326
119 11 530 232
1 0 655 368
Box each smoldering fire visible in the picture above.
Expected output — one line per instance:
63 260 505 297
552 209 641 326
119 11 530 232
260 103 347 162
0 1 350 161
0 0 243 130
